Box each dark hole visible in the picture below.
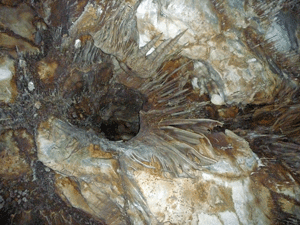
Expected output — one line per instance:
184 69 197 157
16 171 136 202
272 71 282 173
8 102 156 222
100 120 139 141
67 83 145 141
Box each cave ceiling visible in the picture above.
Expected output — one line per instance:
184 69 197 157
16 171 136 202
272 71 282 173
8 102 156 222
0 0 300 224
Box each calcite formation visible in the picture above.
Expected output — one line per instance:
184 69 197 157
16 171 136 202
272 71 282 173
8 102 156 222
136 0 298 105
0 55 16 102
37 116 298 224
0 0 300 224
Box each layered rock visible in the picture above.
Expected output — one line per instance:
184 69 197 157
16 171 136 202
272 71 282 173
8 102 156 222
0 0 300 224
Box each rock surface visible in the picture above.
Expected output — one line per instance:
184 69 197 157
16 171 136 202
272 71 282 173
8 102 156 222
135 0 297 105
35 116 300 224
0 55 16 102
0 0 300 224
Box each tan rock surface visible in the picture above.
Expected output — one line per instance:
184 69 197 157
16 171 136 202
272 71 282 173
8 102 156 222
0 55 17 102
0 0 299 224
36 116 300 224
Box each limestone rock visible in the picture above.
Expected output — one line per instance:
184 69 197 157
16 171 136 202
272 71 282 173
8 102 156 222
135 0 298 104
36 116 300 224
37 117 128 225
0 55 17 102
0 129 33 178
1 0 300 224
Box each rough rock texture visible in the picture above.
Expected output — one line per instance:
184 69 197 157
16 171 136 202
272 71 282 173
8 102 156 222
37 117 128 225
34 116 300 224
135 0 299 105
0 55 16 102
0 0 300 224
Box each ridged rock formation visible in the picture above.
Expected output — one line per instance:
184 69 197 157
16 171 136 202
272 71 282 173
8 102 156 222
0 0 300 224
